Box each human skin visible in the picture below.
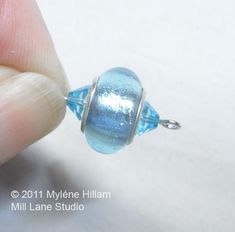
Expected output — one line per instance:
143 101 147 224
0 0 69 164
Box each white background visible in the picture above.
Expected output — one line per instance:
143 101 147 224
0 0 235 231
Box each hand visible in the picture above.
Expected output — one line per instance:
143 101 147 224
0 0 69 164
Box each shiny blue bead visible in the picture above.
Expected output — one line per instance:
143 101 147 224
66 67 162 154
84 67 143 154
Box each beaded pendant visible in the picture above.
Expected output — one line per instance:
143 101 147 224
66 67 180 154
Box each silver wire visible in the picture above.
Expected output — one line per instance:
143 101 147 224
81 77 99 133
159 119 181 130
129 88 146 144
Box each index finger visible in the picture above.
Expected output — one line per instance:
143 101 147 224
0 0 68 94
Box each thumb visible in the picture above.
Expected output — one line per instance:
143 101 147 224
0 67 65 164
0 0 69 164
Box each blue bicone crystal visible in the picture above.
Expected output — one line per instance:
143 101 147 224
136 101 160 136
66 85 90 120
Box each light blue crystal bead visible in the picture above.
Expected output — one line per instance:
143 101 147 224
67 85 90 120
136 101 160 136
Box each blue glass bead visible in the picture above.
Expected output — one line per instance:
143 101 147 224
67 86 90 120
66 67 164 154
84 67 143 154
136 101 160 136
